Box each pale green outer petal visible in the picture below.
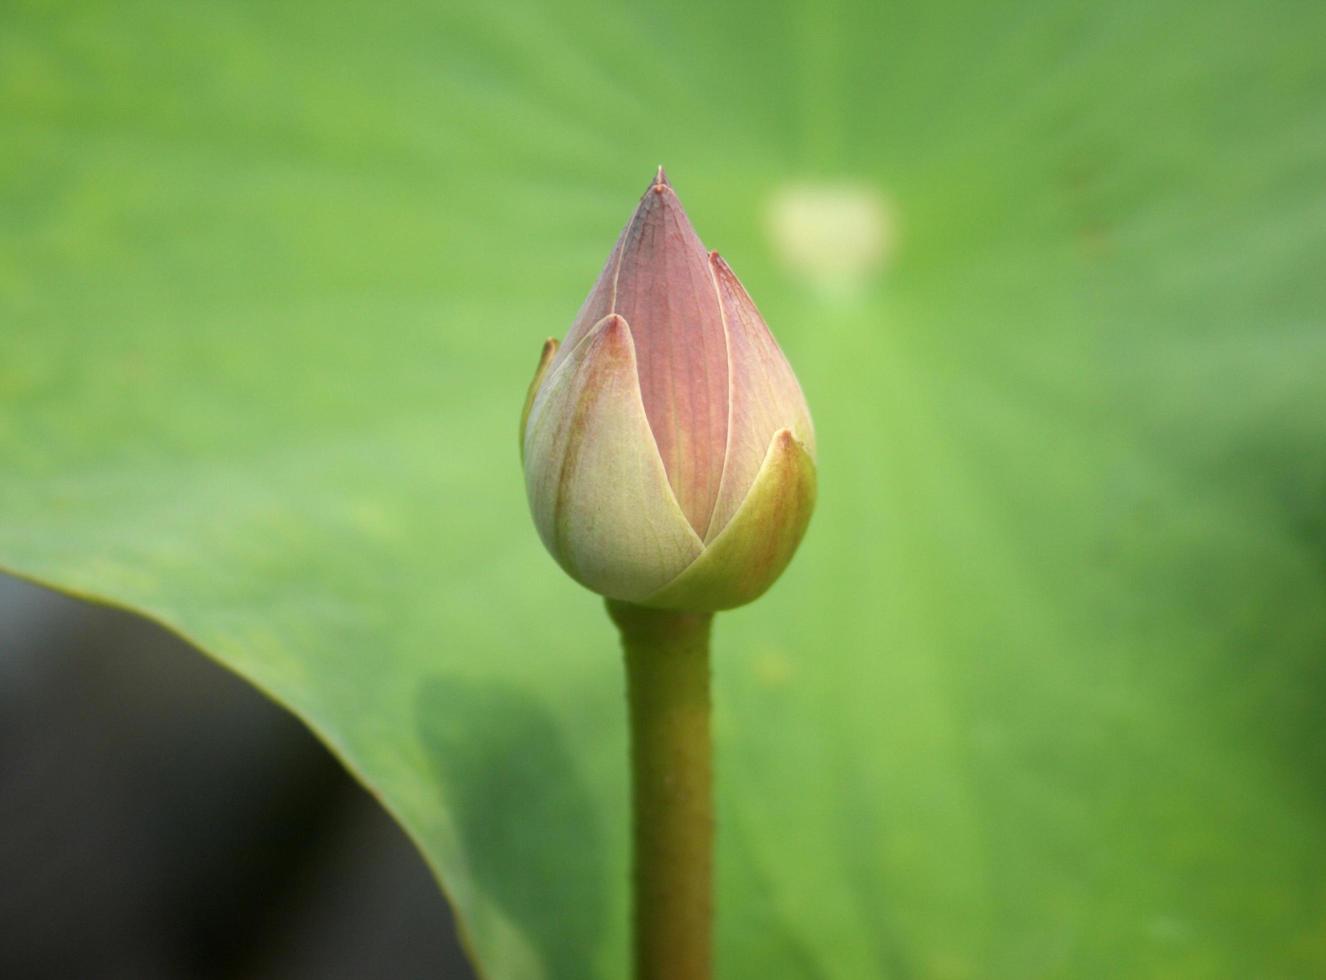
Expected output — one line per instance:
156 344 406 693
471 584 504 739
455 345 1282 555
642 428 817 612
519 337 557 463
523 315 704 601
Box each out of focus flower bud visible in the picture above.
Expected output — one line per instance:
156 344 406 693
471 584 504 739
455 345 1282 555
521 169 816 611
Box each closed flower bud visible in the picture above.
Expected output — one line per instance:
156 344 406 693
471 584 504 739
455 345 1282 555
521 169 816 611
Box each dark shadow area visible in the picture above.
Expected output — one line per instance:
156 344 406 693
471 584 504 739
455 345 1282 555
0 574 476 980
417 676 606 980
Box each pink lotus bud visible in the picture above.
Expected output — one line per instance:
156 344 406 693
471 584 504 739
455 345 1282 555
521 169 816 611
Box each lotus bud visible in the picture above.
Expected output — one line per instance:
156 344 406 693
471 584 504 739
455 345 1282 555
521 169 816 611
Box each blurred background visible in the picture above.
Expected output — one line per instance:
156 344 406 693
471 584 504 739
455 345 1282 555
2 0 1324 977
0 573 474 979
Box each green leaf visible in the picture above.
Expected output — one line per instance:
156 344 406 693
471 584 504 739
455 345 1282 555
3 0 1325 976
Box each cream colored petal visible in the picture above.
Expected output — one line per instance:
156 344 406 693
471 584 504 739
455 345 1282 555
706 253 815 544
642 428 817 612
523 314 703 602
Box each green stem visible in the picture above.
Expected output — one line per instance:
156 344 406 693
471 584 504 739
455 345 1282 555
607 600 714 980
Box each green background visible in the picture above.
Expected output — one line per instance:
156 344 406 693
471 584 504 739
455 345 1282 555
3 0 1325 976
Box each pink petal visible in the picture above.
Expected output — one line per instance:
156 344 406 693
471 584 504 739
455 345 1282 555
554 171 730 539
705 253 815 543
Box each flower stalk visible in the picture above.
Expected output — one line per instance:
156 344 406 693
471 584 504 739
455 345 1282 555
609 600 714 980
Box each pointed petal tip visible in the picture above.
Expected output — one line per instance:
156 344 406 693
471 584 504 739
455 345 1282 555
591 313 636 360
709 250 740 283
649 166 674 197
638 170 691 218
772 427 816 463
599 312 630 340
